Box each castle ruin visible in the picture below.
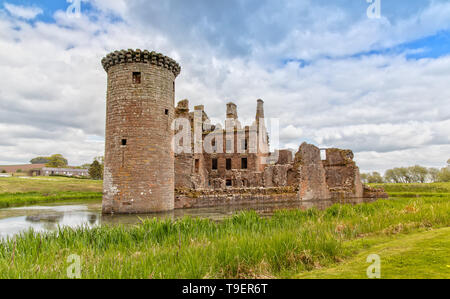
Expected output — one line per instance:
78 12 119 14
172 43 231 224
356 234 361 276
101 49 387 214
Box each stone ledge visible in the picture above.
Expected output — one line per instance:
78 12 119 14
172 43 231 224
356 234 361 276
101 49 181 77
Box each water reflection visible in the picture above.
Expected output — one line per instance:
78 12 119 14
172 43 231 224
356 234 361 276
0 198 377 239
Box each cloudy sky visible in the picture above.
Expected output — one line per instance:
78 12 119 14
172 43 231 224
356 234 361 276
0 0 449 173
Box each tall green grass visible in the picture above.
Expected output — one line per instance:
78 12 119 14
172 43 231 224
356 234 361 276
0 196 448 279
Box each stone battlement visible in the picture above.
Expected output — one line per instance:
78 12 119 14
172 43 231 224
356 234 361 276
101 49 181 77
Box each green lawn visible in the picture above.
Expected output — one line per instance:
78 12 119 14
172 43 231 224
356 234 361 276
0 177 102 208
296 227 450 279
0 177 102 193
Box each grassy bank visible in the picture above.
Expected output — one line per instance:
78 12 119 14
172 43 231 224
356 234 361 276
296 227 450 279
0 194 449 279
0 177 102 208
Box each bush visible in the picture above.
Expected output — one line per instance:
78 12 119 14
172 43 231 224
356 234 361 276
89 160 103 180
438 168 450 182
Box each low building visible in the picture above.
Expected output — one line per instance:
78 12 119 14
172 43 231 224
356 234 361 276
0 164 46 174
41 168 89 177
0 164 89 177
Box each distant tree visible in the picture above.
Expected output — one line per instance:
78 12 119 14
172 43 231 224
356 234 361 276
1 170 6 174
45 154 68 168
16 169 23 173
385 168 401 183
94 156 104 165
89 160 103 180
360 173 369 184
362 172 384 184
428 168 440 183
438 168 450 182
409 165 428 183
384 164 450 183
367 172 384 184
30 157 50 164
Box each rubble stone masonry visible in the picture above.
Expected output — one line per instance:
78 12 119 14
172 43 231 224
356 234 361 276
102 49 180 214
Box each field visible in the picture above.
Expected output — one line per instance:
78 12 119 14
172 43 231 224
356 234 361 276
0 181 448 279
0 177 102 208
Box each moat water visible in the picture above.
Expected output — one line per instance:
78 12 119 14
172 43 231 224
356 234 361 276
0 198 377 239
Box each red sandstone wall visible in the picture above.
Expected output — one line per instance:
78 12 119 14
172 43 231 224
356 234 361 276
175 187 298 209
103 51 178 214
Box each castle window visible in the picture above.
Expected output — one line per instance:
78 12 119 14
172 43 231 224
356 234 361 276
212 159 218 170
320 149 327 161
173 82 175 92
195 159 200 173
241 158 248 170
121 139 127 146
165 109 169 115
132 72 141 84
226 159 232 170
226 179 232 187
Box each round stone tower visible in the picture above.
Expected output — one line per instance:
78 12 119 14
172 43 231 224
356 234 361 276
101 49 181 214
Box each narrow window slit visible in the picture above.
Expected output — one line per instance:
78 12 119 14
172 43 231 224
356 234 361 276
195 159 200 173
226 159 232 170
241 158 248 170
132 72 141 84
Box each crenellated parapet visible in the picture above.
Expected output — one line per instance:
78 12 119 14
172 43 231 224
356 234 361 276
101 49 181 77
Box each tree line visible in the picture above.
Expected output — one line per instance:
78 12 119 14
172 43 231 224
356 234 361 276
362 159 450 184
31 154 69 168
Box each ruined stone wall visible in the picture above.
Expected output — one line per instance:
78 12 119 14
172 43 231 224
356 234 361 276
294 143 331 201
175 187 297 209
175 153 195 189
323 148 364 199
203 127 263 188
174 100 209 190
263 164 293 187
276 150 294 165
102 50 180 214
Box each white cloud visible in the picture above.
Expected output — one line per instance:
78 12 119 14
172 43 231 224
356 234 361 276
0 0 449 172
280 125 304 142
4 3 43 20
